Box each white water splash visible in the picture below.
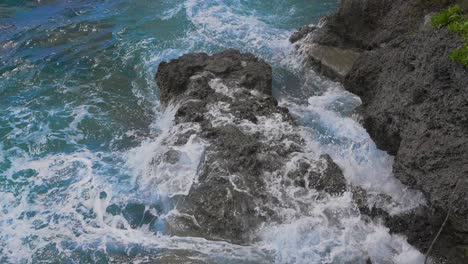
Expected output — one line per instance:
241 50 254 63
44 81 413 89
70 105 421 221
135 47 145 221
161 3 184 21
282 85 425 214
0 152 107 262
126 104 208 199
0 149 270 263
260 194 425 264
185 0 293 63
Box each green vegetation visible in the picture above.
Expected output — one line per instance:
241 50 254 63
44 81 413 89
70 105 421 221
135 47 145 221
432 5 468 66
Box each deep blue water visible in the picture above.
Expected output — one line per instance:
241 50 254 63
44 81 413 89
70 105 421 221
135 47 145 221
0 1 426 263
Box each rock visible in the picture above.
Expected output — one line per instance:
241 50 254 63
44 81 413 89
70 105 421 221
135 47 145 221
156 49 272 105
154 49 346 244
295 0 468 262
462 0 468 9
289 25 317 43
421 12 437 31
351 187 447 252
344 11 468 246
299 44 361 82
288 154 347 196
306 154 347 195
104 202 158 229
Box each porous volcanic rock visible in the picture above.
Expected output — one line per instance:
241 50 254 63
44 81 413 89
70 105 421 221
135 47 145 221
155 49 347 244
293 0 468 262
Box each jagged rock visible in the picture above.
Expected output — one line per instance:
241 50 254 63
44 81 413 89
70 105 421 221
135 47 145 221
351 186 447 250
154 49 346 244
315 154 347 195
289 25 317 43
290 154 347 195
295 0 468 262
346 27 468 261
156 49 272 105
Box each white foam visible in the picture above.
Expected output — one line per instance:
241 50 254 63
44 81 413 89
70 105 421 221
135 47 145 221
209 78 238 99
68 104 92 131
126 104 207 199
185 0 293 63
1 149 273 263
282 85 425 214
259 193 425 264
205 101 236 127
160 3 184 20
0 151 107 262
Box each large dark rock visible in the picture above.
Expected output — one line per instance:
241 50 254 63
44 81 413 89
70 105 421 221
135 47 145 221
306 0 461 50
346 25 468 263
154 49 346 244
156 50 272 105
294 0 468 262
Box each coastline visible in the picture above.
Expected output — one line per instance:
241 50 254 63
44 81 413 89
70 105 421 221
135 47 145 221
292 0 468 262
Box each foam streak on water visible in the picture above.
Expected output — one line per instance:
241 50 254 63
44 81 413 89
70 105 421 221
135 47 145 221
0 0 426 263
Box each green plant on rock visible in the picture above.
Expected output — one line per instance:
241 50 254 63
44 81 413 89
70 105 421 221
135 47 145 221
431 5 464 27
432 4 468 67
449 44 468 65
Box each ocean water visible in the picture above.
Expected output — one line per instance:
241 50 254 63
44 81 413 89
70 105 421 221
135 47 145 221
0 1 426 263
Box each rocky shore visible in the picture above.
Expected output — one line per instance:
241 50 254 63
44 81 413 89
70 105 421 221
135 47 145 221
293 0 468 262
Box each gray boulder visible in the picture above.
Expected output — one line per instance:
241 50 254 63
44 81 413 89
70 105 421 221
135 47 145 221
154 49 347 244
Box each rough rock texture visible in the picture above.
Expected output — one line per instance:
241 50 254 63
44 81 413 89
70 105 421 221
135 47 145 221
155 49 347 244
156 51 272 105
294 0 468 262
289 25 317 44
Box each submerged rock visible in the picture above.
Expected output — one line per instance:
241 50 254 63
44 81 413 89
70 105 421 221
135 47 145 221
154 49 346 244
294 0 468 262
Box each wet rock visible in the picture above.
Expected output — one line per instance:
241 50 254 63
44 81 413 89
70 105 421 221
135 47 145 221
296 0 468 262
122 203 158 229
155 53 209 105
156 49 272 105
313 154 347 195
181 176 264 243
155 50 346 244
104 203 159 229
165 211 204 238
289 25 317 43
344 11 468 264
351 186 466 263
162 149 181 164
290 154 347 196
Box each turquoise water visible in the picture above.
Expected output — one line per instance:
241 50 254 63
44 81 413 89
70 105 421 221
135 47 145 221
0 1 426 263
